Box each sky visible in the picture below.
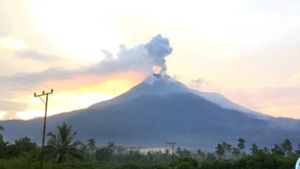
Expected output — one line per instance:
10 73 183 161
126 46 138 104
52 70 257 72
0 0 300 120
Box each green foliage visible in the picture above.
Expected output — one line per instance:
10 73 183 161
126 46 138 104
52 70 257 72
238 137 245 150
176 157 198 169
200 160 234 169
176 162 196 169
15 137 37 155
117 163 139 169
87 138 96 152
45 122 84 163
215 144 225 159
271 144 285 156
250 144 259 155
281 138 293 155
95 142 116 162
1 125 299 169
0 125 3 139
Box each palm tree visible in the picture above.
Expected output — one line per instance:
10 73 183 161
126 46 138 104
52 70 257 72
85 138 96 160
222 141 232 157
250 144 259 155
281 138 292 156
215 144 225 159
238 138 245 151
46 122 83 163
87 138 96 152
232 147 240 158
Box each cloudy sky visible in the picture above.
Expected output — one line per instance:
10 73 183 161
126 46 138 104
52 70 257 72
0 0 300 120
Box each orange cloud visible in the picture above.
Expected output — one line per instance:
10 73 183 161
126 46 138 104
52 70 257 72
16 70 147 120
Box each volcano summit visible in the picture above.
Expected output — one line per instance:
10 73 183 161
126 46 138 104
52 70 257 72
2 73 300 149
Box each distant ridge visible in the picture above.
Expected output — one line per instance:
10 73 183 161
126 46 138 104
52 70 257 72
2 73 300 149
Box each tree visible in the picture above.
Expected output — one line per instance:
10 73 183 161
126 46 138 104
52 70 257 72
176 157 198 169
271 144 284 156
296 143 300 155
232 147 240 158
15 137 37 155
197 149 205 160
84 138 96 160
180 149 192 158
87 138 96 152
0 125 4 139
205 152 216 160
0 125 7 158
215 144 225 159
281 138 292 156
250 144 259 155
238 138 245 152
0 141 8 159
95 142 116 162
107 142 116 152
222 142 232 158
46 122 83 163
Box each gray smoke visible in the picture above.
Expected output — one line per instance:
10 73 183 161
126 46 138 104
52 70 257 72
0 34 173 95
81 34 172 76
0 34 173 116
145 34 173 72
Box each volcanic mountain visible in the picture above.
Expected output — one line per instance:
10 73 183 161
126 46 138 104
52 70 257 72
2 74 300 149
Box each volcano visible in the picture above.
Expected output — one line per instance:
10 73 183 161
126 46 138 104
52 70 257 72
2 74 300 149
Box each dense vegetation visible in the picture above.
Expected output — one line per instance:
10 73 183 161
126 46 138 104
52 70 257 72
0 123 299 169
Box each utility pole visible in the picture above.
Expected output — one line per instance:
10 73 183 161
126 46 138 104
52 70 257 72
167 142 176 169
34 89 53 169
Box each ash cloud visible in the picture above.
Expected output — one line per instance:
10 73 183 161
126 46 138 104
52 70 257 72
95 34 172 74
145 34 172 72
0 34 173 117
0 34 173 93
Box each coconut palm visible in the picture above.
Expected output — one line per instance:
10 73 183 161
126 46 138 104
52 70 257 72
215 144 225 159
46 122 83 163
281 138 293 156
87 138 96 152
238 137 245 152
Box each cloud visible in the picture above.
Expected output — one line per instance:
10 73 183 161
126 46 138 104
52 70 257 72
189 78 209 89
0 34 172 89
93 34 172 74
223 85 300 118
291 73 300 81
3 112 18 120
0 34 173 116
15 49 61 62
101 49 113 59
0 100 27 112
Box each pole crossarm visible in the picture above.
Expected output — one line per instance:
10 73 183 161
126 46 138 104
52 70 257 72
34 89 54 98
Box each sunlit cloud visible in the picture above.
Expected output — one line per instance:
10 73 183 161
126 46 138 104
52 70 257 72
0 34 172 120
291 73 300 81
1 0 300 120
0 37 28 50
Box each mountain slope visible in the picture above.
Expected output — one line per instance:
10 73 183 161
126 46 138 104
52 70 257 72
1 74 300 149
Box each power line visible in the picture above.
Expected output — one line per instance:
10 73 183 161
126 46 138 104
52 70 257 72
34 89 53 169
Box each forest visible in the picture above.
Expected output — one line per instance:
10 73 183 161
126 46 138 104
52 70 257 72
0 122 299 169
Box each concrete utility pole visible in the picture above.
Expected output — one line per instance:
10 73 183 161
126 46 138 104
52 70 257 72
34 89 53 169
167 142 176 169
